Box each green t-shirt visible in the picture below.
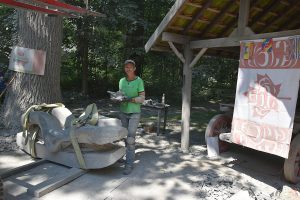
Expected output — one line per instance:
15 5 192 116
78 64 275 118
119 76 144 113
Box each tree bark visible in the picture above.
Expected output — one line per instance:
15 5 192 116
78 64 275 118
0 11 63 131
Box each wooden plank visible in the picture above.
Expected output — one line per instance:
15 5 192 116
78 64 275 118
168 42 185 63
190 29 300 49
162 32 190 44
197 18 210 24
168 26 184 31
207 7 221 13
0 159 47 179
27 168 86 197
183 1 212 34
237 0 250 35
178 14 192 20
200 1 235 37
189 48 208 68
144 0 187 52
186 2 202 8
218 0 260 37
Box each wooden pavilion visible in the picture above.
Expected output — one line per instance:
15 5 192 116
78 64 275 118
145 0 300 151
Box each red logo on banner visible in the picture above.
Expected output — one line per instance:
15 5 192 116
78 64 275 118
244 74 290 118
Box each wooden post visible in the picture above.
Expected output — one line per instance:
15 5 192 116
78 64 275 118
181 43 193 152
237 0 250 35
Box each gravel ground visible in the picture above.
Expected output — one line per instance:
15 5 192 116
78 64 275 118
0 135 18 152
1 100 300 199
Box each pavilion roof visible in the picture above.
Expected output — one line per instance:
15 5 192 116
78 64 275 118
145 0 300 58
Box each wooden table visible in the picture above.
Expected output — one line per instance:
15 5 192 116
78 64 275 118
142 104 170 135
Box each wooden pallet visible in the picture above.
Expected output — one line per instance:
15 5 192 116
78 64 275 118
0 159 86 198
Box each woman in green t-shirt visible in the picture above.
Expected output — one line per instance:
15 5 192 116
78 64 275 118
119 59 145 175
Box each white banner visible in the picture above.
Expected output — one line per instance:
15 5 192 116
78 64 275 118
232 36 300 158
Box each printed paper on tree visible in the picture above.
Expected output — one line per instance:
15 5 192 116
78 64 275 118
9 46 46 76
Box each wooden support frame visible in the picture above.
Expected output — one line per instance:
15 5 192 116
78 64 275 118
181 43 193 152
144 0 300 152
145 0 186 53
189 48 208 68
162 32 190 44
168 42 185 63
1 160 86 198
237 0 250 35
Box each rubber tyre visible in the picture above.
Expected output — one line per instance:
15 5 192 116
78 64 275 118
284 134 300 184
205 114 232 153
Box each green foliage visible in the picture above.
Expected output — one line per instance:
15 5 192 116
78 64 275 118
0 1 239 104
0 6 14 66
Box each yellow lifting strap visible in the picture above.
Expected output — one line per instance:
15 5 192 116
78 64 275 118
22 103 65 157
70 103 99 169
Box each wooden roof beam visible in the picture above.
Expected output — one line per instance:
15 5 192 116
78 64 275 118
217 0 259 37
185 2 202 8
237 0 250 35
178 14 192 20
177 15 211 24
145 0 186 53
207 7 221 13
168 26 184 31
190 29 300 49
168 42 185 63
182 0 211 34
200 0 235 37
162 32 190 44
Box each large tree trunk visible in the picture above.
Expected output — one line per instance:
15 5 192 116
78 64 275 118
0 11 63 131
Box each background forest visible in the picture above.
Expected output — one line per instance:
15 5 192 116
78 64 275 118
0 0 238 105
